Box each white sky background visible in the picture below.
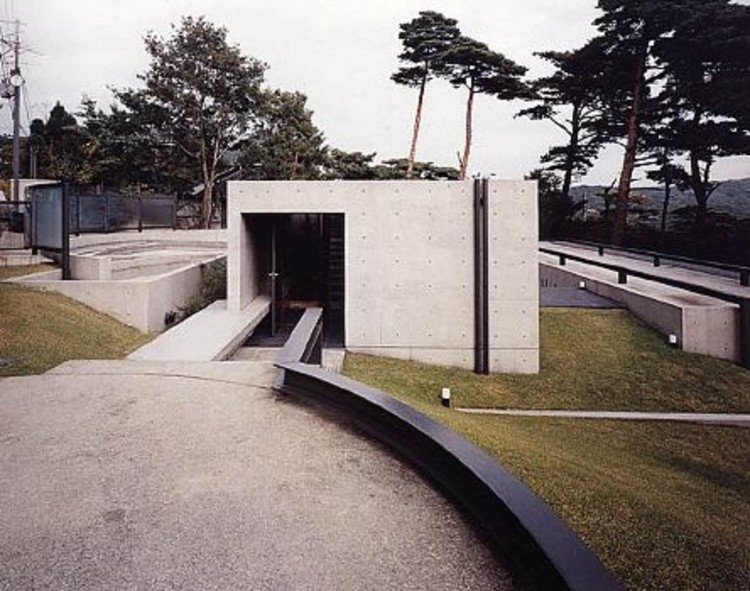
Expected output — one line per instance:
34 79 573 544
5 0 750 184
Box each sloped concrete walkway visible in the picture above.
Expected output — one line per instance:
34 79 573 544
128 297 270 362
456 407 750 427
0 360 511 590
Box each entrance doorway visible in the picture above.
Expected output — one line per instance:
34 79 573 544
249 213 345 347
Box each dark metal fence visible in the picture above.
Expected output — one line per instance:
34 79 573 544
70 193 176 234
560 239 750 287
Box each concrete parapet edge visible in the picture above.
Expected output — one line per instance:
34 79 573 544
540 259 740 362
275 362 623 591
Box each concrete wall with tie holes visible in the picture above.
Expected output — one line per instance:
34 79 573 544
228 180 538 373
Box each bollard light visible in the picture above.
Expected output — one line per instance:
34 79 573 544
578 280 586 290
441 387 451 408
668 334 679 348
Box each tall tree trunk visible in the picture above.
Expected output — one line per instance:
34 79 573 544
459 82 475 181
690 151 708 234
660 178 671 234
561 102 582 201
202 182 213 230
611 47 647 246
687 110 709 234
406 67 428 180
201 140 218 229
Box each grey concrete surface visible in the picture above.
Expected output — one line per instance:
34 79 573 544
128 298 270 362
0 360 511 590
539 246 742 363
228 180 539 373
540 287 622 308
457 407 750 427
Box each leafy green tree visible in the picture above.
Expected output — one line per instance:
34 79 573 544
517 38 609 200
29 102 90 183
442 37 528 180
526 168 584 239
116 16 267 227
321 149 378 180
79 97 181 192
373 158 459 180
592 0 728 244
240 90 327 180
392 11 461 178
652 1 750 231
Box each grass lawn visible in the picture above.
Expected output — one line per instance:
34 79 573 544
0 265 151 375
346 308 750 413
342 308 750 591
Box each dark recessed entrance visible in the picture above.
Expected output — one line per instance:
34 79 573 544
247 213 345 347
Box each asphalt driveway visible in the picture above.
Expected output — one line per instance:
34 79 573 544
0 360 510 590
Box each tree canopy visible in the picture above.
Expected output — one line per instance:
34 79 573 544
442 37 528 179
116 16 267 226
392 11 460 178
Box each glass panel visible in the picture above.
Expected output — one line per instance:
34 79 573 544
31 185 63 249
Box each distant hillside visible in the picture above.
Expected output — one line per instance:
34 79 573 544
570 178 750 219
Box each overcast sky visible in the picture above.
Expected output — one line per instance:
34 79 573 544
4 0 749 184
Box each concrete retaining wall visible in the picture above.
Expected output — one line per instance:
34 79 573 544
16 258 223 333
540 260 740 362
228 180 539 373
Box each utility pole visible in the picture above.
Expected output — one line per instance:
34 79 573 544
11 19 21 204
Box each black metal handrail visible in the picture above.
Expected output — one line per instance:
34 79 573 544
558 239 749 287
540 246 750 368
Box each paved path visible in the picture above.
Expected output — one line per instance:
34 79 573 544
540 286 622 308
543 241 750 300
128 298 270 362
0 360 511 590
456 407 750 427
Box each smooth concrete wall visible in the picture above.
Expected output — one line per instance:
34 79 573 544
16 259 220 333
228 180 539 373
540 260 740 362
70 253 112 280
228 214 259 311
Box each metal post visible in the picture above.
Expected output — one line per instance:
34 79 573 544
559 255 566 266
653 256 661 267
598 246 604 256
11 23 21 208
75 195 81 236
62 184 71 280
104 195 110 233
741 270 749 288
481 179 490 375
138 197 143 233
618 270 627 284
473 179 490 375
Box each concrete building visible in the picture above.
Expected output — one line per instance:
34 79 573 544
227 180 539 374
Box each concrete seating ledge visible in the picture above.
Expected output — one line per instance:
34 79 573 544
128 296 270 362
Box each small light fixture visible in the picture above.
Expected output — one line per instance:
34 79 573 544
441 387 451 408
578 280 586 290
668 334 679 348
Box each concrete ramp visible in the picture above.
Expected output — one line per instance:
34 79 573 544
128 296 270 361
